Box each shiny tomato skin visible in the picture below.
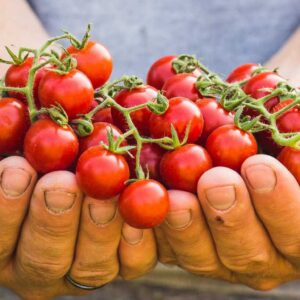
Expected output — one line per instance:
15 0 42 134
160 144 212 193
226 63 260 83
76 146 129 199
111 85 158 136
79 122 126 154
118 179 169 229
206 125 258 171
38 69 94 119
196 98 234 143
24 119 79 173
0 98 29 154
149 97 204 143
66 40 113 88
162 73 201 101
90 100 113 124
278 147 300 184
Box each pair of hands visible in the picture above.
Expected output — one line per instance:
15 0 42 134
0 154 300 299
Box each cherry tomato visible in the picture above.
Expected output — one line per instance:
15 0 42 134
162 73 201 101
76 146 129 199
196 98 234 143
118 179 169 229
149 97 204 143
5 57 48 103
206 124 258 171
90 100 113 123
24 119 79 173
111 85 158 136
226 63 260 83
66 40 113 89
79 122 126 154
38 69 94 119
0 98 29 154
160 144 212 193
278 147 300 184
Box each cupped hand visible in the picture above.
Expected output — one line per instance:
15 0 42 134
0 156 157 299
157 154 300 290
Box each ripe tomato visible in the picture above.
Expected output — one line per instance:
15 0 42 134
226 63 260 83
38 69 94 119
196 98 234 143
128 143 165 180
206 124 258 171
79 122 126 154
66 40 113 88
160 144 212 193
278 147 300 184
24 119 79 173
162 73 201 101
76 146 129 199
0 98 29 154
149 97 204 143
5 57 48 103
111 85 158 136
118 179 169 229
90 100 113 123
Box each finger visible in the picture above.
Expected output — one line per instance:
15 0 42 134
0 156 37 267
14 171 83 286
241 154 300 263
119 224 157 280
160 190 231 280
68 196 122 288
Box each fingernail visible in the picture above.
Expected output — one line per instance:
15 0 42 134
89 201 117 226
0 168 31 198
122 225 143 245
44 190 76 214
165 210 192 229
245 164 276 192
205 185 236 211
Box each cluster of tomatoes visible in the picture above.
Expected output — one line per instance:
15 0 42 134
0 33 299 229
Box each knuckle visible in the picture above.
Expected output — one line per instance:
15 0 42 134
182 261 220 276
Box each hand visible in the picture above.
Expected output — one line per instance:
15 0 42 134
157 154 300 290
0 156 157 299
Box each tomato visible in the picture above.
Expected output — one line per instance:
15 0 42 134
118 179 169 228
206 124 258 171
226 63 260 83
38 69 94 119
196 98 234 143
162 73 201 101
76 146 129 199
111 85 158 136
66 40 113 88
160 144 212 193
278 147 300 184
149 97 204 143
0 98 29 154
5 57 48 103
128 143 165 180
91 100 113 124
79 122 126 154
24 119 79 173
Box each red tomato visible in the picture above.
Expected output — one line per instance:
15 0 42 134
118 179 169 228
38 69 94 119
278 147 300 184
76 146 129 199
5 57 48 103
160 144 212 193
24 119 79 173
111 85 158 136
79 122 126 154
149 97 204 143
162 73 201 101
0 98 29 154
206 124 258 171
128 143 165 180
226 63 260 83
196 98 234 143
90 100 113 123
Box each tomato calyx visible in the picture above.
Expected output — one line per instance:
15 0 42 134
172 54 200 74
64 23 92 50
